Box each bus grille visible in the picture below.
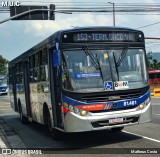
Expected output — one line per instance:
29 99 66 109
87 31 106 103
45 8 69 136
91 116 139 128
81 92 143 103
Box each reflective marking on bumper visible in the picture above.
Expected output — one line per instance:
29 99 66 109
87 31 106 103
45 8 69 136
123 130 160 144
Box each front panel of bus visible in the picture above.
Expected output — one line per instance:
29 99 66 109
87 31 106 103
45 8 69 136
59 28 151 132
0 76 8 95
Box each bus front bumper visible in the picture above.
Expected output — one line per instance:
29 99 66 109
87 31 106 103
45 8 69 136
64 103 152 132
0 91 8 94
0 87 8 95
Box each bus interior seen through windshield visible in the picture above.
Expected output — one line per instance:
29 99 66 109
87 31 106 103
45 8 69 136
62 47 148 92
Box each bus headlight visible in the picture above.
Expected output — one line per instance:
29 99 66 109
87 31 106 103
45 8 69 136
63 103 88 116
145 97 151 106
74 107 80 114
68 105 74 111
139 97 151 110
139 104 144 109
80 110 88 116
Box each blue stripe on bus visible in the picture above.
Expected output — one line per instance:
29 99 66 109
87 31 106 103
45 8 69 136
62 90 150 109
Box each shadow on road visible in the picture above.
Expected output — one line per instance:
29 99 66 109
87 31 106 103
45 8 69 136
1 115 143 149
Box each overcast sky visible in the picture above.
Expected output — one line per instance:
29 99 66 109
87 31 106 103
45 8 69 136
0 0 160 61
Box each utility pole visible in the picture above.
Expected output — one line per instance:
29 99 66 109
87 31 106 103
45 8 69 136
108 2 115 26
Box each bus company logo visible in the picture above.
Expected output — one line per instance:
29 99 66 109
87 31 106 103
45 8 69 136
114 81 129 89
108 96 120 100
104 102 113 110
1 1 20 7
2 149 12 155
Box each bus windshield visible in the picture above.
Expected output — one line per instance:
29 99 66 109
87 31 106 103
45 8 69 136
0 78 7 87
62 48 148 92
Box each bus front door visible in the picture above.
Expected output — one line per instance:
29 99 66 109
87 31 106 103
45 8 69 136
49 49 63 129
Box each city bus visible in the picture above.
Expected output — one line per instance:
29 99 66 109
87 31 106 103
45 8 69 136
149 70 160 87
8 27 151 139
0 75 8 95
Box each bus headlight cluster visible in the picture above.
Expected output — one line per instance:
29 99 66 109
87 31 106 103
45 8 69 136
139 97 151 110
145 96 151 106
64 103 88 116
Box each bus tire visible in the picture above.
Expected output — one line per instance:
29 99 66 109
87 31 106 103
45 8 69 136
47 113 61 140
19 105 28 124
111 127 124 132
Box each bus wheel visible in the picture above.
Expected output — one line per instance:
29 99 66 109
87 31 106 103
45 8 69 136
19 107 28 124
111 127 124 132
47 114 61 140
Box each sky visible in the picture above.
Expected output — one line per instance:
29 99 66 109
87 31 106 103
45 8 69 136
1 0 160 61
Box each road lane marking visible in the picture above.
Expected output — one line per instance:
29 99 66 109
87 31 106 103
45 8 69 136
123 130 160 144
152 113 160 116
0 108 12 110
0 102 10 105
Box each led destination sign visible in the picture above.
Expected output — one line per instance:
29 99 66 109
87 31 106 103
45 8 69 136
62 31 144 43
74 32 135 42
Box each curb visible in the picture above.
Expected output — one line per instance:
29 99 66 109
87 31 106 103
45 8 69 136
0 118 26 149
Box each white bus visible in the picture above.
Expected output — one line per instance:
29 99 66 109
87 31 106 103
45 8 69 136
0 75 8 95
9 27 151 139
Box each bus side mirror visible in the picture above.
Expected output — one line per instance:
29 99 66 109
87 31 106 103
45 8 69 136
53 50 60 67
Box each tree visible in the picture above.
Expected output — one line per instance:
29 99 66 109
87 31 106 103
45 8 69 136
157 62 160 69
147 54 160 70
0 55 8 75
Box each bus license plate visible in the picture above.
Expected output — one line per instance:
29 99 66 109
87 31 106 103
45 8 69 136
109 118 123 124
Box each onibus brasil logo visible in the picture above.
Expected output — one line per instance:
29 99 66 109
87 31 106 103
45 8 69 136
1 1 20 7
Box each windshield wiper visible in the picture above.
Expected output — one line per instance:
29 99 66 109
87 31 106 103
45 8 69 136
116 45 128 66
82 45 99 70
82 45 104 83
113 52 119 81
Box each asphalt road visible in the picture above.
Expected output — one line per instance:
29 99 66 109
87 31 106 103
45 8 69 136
0 95 160 156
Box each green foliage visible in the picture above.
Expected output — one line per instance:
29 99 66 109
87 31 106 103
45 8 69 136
0 55 8 75
147 54 160 70
154 79 159 86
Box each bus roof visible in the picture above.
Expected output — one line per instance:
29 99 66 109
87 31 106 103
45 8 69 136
9 26 143 67
149 70 160 73
57 26 142 33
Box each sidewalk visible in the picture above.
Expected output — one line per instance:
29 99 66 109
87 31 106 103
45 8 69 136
0 117 28 156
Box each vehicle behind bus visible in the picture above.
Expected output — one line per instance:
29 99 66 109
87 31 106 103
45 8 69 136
149 70 160 92
0 75 8 95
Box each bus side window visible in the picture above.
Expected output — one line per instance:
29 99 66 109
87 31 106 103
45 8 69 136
40 48 48 81
33 52 40 82
15 64 19 84
9 67 12 85
29 56 33 83
42 48 48 65
40 66 47 81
